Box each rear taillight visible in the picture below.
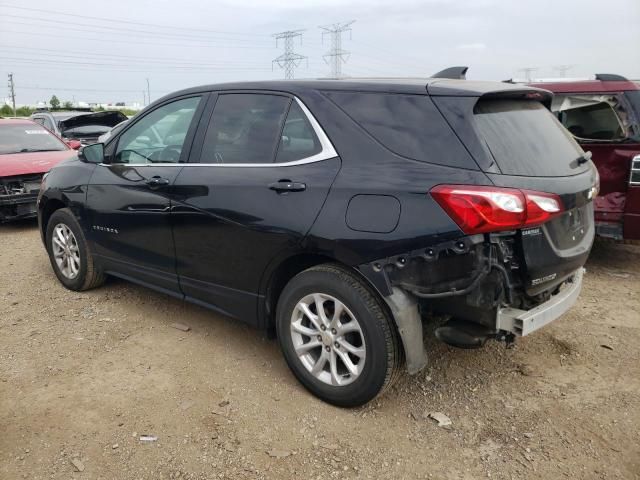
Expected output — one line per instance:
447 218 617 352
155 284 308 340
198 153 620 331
431 185 564 234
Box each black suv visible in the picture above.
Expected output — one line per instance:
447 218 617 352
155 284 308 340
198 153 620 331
38 78 597 406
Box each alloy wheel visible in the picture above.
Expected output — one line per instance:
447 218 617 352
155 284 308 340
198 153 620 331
51 223 81 279
290 293 366 386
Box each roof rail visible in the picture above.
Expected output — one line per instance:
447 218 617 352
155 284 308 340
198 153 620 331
431 66 468 80
595 73 628 81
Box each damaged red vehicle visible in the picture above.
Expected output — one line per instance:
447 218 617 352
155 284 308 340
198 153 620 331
528 74 640 242
0 119 76 222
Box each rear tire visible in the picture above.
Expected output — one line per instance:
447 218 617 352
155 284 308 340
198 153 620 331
46 208 105 291
276 264 403 407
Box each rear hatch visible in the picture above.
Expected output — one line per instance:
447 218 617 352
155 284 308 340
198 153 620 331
59 111 128 144
431 88 597 295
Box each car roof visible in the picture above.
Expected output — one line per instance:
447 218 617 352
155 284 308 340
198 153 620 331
0 118 41 126
526 80 640 94
163 77 547 100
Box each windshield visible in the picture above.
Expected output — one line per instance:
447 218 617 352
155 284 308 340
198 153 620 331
474 99 587 176
0 124 67 155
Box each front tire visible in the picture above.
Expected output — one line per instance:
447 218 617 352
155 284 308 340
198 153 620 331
276 264 403 407
45 208 105 291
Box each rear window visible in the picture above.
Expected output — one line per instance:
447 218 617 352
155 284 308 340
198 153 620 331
474 100 585 177
324 91 476 169
551 93 640 142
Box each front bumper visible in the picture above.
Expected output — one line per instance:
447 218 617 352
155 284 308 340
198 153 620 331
496 268 584 336
0 193 38 222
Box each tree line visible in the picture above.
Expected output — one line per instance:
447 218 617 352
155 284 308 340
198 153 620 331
1 95 138 118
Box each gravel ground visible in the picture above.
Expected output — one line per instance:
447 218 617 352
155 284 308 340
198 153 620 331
1 220 639 480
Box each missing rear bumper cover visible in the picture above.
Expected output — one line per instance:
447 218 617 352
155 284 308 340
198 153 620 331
496 268 584 336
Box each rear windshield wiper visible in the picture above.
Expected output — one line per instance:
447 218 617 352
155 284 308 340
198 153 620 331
576 151 592 165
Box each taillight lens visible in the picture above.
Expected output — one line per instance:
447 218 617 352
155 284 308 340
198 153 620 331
431 185 564 234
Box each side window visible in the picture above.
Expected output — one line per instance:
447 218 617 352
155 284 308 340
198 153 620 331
325 91 475 168
552 94 627 141
114 96 201 164
275 101 322 163
200 94 290 164
32 117 46 127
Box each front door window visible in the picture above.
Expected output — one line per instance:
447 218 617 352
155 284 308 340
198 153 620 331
114 96 201 164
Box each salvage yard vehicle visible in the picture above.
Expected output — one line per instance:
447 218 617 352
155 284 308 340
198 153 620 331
30 110 128 146
98 119 129 144
37 77 598 406
0 119 76 222
525 74 640 242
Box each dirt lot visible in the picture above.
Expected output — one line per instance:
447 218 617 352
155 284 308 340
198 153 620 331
1 220 639 480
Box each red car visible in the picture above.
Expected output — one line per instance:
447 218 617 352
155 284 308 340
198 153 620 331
527 74 640 242
0 119 78 222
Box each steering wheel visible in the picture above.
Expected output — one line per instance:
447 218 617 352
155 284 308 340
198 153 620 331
158 145 182 163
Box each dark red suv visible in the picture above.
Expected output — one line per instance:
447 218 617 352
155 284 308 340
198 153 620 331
528 74 640 242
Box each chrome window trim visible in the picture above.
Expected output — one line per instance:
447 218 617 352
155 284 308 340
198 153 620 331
102 96 338 168
630 154 640 186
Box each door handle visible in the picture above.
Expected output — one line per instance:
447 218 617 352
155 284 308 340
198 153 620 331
146 176 170 189
268 180 306 193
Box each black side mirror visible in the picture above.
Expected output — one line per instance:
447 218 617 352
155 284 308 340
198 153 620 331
79 143 105 164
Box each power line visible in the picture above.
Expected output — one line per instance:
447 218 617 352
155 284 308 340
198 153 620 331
518 67 539 82
0 45 267 66
0 56 273 72
272 30 307 80
351 38 430 67
17 85 168 94
553 65 574 77
319 21 355 78
0 3 269 37
0 50 264 70
3 21 271 47
1 28 273 50
2 14 270 45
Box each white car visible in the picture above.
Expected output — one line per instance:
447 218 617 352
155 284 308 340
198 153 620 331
98 120 129 143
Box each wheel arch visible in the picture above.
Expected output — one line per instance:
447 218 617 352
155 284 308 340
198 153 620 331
261 252 393 333
39 197 67 243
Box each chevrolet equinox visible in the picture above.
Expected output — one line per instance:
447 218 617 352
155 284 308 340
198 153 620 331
37 76 597 406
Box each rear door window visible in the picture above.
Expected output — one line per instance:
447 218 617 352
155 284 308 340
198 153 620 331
275 101 322 163
200 94 290 164
474 99 586 177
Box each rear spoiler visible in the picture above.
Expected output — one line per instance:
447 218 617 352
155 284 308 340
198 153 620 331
594 73 628 81
479 90 553 109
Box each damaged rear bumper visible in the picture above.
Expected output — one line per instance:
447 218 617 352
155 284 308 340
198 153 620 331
496 268 584 336
362 233 587 374
0 193 38 222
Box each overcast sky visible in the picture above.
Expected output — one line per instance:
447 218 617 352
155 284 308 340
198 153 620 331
1 0 639 106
